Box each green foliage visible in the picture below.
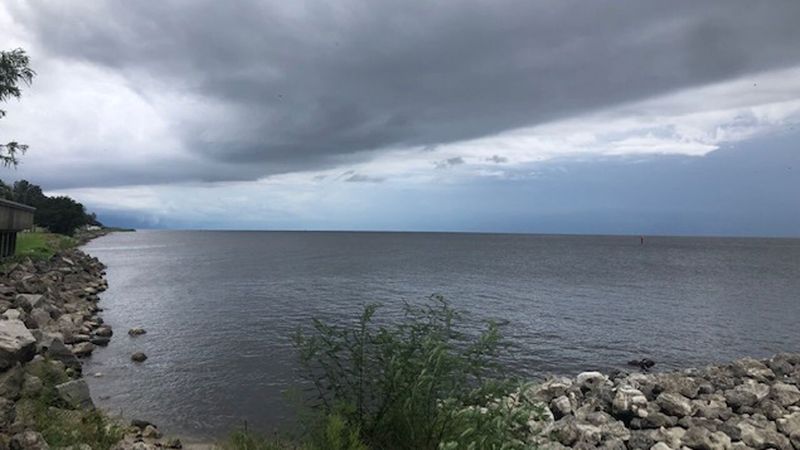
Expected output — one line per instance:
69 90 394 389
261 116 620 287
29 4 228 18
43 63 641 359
307 413 368 450
0 178 100 235
1 48 35 167
15 232 77 260
293 295 534 450
35 195 90 235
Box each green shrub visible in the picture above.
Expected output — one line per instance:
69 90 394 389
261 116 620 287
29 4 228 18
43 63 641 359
293 295 536 450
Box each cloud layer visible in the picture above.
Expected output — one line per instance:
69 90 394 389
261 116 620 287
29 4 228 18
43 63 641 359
3 0 800 189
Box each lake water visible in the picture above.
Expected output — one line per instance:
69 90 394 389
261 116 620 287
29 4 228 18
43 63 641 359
81 230 800 438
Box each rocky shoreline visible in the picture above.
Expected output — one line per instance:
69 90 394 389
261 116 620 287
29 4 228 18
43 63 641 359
1 233 799 449
526 353 800 449
0 231 181 450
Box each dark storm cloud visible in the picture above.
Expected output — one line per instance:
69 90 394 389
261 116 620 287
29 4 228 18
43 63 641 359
9 0 800 186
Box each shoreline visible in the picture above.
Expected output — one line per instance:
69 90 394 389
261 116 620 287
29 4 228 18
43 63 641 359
1 231 799 449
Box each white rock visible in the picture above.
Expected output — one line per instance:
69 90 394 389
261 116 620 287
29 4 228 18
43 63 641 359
576 371 608 390
0 319 37 370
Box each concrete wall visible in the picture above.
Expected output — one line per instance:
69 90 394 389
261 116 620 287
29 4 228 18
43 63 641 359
0 198 35 231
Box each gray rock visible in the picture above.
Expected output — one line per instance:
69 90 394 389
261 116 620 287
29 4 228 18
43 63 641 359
0 397 15 428
128 328 147 336
725 380 770 410
657 392 694 417
732 358 775 382
770 382 800 407
737 419 791 450
131 351 147 362
14 294 44 312
611 385 648 419
55 379 94 410
71 342 95 358
550 395 572 418
94 325 113 337
0 364 24 400
0 320 37 370
164 438 182 449
681 426 731 450
776 411 800 437
10 431 50 450
90 336 111 346
142 425 162 439
577 371 608 390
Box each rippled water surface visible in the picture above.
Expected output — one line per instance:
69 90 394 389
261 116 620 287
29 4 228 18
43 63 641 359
82 231 800 437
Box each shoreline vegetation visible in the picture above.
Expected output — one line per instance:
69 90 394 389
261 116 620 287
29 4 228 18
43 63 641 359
0 232 799 449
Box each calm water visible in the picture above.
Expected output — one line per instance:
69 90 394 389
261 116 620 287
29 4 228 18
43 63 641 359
82 231 800 438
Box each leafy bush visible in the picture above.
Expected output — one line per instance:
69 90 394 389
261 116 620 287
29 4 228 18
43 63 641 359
293 295 541 450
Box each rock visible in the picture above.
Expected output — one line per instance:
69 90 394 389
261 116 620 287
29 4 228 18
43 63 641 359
10 431 50 450
0 397 15 428
737 419 792 450
2 309 22 321
41 336 81 373
550 395 572 418
657 392 694 417
55 379 94 410
94 325 113 337
0 364 24 400
770 382 800 407
0 320 37 370
577 371 608 390
71 342 95 358
14 294 44 312
131 351 147 362
694 398 731 420
776 412 800 437
164 438 182 449
732 358 775 382
131 418 154 429
142 425 162 439
90 336 111 346
612 385 649 419
650 443 671 450
681 426 731 450
628 358 656 371
128 328 147 336
725 380 770 410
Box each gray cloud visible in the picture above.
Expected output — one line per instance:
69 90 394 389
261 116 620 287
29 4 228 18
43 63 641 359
344 173 385 183
6 1 800 188
435 157 465 169
487 155 508 164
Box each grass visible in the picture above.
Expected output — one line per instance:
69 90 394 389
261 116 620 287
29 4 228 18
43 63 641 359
14 231 77 260
23 358 124 450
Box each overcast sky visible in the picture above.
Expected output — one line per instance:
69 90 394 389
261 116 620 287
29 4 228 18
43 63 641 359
1 1 799 235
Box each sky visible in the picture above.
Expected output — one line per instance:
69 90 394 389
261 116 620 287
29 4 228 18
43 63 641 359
1 0 799 236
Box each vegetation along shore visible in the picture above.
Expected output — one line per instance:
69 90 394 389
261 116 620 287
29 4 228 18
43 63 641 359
0 232 799 450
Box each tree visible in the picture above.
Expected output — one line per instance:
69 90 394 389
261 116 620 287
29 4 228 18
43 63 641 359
34 196 90 236
1 48 35 167
11 179 45 206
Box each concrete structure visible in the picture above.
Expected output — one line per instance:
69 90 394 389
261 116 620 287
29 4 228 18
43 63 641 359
0 198 35 257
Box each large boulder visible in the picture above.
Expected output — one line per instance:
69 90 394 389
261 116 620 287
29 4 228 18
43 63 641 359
55 379 94 410
656 392 694 417
731 358 775 382
0 320 36 370
770 382 800 407
14 295 44 312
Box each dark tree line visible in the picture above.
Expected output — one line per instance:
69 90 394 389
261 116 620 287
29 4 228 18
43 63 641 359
0 179 101 235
